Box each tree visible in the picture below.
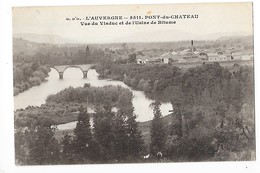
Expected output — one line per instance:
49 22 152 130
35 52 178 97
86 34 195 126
85 45 91 57
24 120 60 165
111 114 128 161
73 106 95 163
170 86 185 138
13 68 24 84
32 71 46 81
125 113 144 161
214 102 228 128
93 106 115 162
117 90 144 161
31 61 40 71
60 132 75 164
128 53 136 63
121 43 128 49
22 63 33 79
15 130 28 165
149 101 167 156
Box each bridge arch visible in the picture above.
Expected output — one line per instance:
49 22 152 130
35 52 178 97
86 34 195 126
63 65 89 79
51 66 60 73
51 65 90 79
51 67 64 79
63 65 85 74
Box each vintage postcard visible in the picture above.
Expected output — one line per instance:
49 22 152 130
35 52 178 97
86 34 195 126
12 2 255 165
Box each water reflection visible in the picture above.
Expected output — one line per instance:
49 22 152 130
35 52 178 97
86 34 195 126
14 67 172 122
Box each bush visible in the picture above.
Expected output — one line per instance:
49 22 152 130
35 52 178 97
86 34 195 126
14 87 20 96
166 136 216 161
29 76 41 86
33 71 46 81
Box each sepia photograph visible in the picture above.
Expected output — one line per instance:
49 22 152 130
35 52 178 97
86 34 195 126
11 2 255 166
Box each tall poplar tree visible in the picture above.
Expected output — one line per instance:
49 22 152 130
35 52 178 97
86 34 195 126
73 106 94 162
150 101 167 156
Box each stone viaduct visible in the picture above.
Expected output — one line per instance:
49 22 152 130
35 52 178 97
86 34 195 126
51 64 96 79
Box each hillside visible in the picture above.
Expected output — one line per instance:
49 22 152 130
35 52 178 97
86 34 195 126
13 34 254 53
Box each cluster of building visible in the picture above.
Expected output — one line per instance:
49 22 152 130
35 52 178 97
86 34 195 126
136 40 253 64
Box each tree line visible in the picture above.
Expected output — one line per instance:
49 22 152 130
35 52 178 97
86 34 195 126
96 62 255 161
13 61 50 96
15 63 255 164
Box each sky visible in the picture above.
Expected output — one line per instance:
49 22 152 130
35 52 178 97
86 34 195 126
12 2 253 43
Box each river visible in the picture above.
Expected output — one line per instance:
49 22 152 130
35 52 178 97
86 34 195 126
14 67 172 129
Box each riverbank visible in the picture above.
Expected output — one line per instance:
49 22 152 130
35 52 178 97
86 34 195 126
13 63 51 96
14 68 172 121
95 60 254 102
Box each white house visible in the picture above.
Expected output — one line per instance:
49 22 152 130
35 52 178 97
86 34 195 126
162 57 169 64
136 58 148 64
208 53 219 61
136 55 149 64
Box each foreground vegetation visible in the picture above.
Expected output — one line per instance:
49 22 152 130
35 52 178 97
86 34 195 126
15 86 144 164
14 63 255 164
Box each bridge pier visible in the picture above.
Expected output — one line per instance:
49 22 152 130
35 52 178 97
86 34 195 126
83 71 88 78
53 64 95 79
59 72 63 79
